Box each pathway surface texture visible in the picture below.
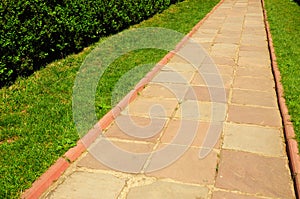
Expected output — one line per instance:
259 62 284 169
42 0 296 198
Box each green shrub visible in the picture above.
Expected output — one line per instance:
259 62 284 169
0 0 181 86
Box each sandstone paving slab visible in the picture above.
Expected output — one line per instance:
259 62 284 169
175 100 227 122
78 140 154 172
104 115 167 143
243 30 266 36
176 42 208 67
238 56 270 67
192 35 216 45
127 181 209 199
199 23 222 30
162 63 197 72
233 76 275 92
195 42 213 51
239 51 269 59
243 23 265 28
145 144 218 185
245 14 263 19
245 16 264 20
192 36 215 43
191 73 233 88
160 119 222 149
141 83 189 101
223 123 285 157
77 152 112 170
244 19 265 27
196 28 219 35
236 2 248 6
121 97 178 118
212 191 262 199
151 71 194 84
248 6 263 12
235 67 273 78
211 43 239 58
215 150 295 198
227 105 282 127
198 63 220 74
214 35 241 44
245 12 263 16
45 171 125 199
244 18 266 25
184 86 229 103
222 22 244 29
220 27 243 34
231 89 278 107
199 64 234 76
243 27 267 36
206 56 236 66
239 45 269 53
217 30 242 37
245 20 264 26
240 37 267 46
205 18 225 25
234 7 251 11
224 17 245 23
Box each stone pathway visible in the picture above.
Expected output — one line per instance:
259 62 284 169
42 0 296 198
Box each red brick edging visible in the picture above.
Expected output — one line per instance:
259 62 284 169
21 0 225 198
261 0 300 197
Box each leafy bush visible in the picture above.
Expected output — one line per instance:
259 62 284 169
0 0 181 86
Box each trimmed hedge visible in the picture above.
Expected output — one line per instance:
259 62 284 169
0 0 181 86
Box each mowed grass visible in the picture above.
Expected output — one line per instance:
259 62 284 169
264 0 300 145
0 0 219 197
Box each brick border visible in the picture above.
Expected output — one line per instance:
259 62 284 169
21 158 70 199
261 0 300 197
21 0 225 198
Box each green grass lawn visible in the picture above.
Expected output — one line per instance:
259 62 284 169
264 0 300 145
0 0 219 197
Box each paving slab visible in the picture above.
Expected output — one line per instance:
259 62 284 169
151 71 194 84
212 191 262 199
127 181 209 199
206 56 236 66
231 89 278 107
78 140 155 172
211 43 239 58
233 76 275 92
215 150 295 199
191 73 233 88
175 100 227 122
238 56 270 67
160 119 222 148
145 145 218 185
176 44 207 67
185 86 229 102
45 171 125 199
223 123 285 156
105 115 167 142
162 63 197 72
235 66 273 78
199 64 234 75
227 105 282 127
214 35 241 44
141 83 188 101
121 97 178 118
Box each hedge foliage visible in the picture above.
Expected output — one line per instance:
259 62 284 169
0 0 181 86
